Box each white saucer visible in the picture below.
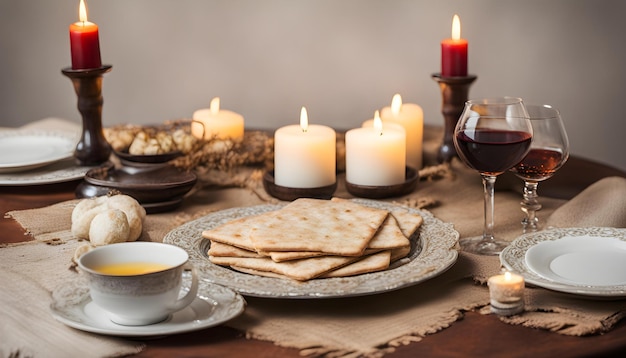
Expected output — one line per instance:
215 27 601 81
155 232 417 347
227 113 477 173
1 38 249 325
525 235 626 286
50 278 245 337
0 130 77 173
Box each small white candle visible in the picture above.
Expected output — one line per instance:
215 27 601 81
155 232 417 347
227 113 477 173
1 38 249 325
274 107 336 188
191 97 245 140
488 271 525 303
345 111 406 186
488 271 525 315
380 94 424 169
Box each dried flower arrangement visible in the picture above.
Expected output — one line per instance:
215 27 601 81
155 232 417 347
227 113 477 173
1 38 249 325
104 120 274 189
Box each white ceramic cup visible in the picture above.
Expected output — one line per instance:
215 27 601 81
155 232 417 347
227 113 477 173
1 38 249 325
78 242 199 326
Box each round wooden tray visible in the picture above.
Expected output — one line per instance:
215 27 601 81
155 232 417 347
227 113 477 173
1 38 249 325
262 170 337 201
346 166 418 199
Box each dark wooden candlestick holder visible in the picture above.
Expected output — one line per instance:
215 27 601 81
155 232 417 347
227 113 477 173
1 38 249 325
431 73 477 163
62 65 112 165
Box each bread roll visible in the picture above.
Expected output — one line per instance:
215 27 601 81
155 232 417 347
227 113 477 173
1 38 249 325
89 209 131 246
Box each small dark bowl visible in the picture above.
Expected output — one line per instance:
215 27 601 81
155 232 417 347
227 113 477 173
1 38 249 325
114 149 183 165
79 162 197 205
262 170 337 201
75 182 187 214
346 166 418 199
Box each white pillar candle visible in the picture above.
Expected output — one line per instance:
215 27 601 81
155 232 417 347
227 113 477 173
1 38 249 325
380 94 424 169
488 271 525 315
191 97 245 140
346 111 406 186
274 107 336 188
362 119 405 133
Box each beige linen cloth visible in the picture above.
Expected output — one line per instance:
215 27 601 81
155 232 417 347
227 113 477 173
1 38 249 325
2 119 626 358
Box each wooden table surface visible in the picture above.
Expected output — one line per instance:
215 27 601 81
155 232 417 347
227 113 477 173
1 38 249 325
2 155 626 357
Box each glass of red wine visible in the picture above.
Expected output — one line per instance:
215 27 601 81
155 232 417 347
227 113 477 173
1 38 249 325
453 97 533 255
510 104 569 233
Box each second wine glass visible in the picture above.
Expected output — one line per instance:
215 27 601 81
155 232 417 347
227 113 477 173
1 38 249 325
510 104 569 232
453 97 533 255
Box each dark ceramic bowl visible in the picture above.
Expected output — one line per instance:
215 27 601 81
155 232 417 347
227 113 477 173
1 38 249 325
79 162 197 206
114 149 183 165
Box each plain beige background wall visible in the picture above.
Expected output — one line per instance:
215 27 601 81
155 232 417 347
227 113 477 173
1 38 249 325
1 0 625 171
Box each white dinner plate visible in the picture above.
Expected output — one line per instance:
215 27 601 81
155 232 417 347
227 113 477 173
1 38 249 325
0 157 94 186
50 277 245 337
163 199 459 298
500 227 626 297
0 130 77 173
525 235 626 286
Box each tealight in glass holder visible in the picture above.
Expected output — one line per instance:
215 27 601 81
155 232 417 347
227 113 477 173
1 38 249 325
488 271 525 316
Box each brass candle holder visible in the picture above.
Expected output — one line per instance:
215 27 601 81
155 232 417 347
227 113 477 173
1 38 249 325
62 65 112 166
431 73 477 163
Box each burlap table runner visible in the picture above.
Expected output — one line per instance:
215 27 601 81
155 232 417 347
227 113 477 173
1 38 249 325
2 119 626 357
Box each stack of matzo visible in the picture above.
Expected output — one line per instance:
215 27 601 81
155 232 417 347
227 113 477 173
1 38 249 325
203 198 423 281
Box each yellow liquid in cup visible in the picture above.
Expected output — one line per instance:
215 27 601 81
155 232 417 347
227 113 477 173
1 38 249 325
95 262 172 276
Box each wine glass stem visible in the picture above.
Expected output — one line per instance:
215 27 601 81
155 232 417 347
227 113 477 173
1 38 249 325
521 181 541 232
481 175 497 242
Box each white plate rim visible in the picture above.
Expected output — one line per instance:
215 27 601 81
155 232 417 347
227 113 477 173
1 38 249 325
49 278 246 337
500 227 626 297
0 157 93 186
0 130 78 172
163 199 459 298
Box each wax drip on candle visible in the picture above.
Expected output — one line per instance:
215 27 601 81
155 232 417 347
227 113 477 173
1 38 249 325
391 94 402 116
300 107 309 133
373 111 383 136
210 97 220 115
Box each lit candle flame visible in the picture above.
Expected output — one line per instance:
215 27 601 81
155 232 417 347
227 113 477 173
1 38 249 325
391 93 402 116
373 111 383 136
300 106 308 132
79 0 88 22
210 97 220 115
452 14 461 40
504 271 512 281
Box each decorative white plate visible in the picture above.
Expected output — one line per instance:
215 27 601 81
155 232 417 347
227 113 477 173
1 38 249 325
0 130 77 173
50 277 245 337
163 199 459 298
526 236 626 286
500 227 626 297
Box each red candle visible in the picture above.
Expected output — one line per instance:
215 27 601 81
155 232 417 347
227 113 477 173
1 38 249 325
441 14 468 77
69 0 102 70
